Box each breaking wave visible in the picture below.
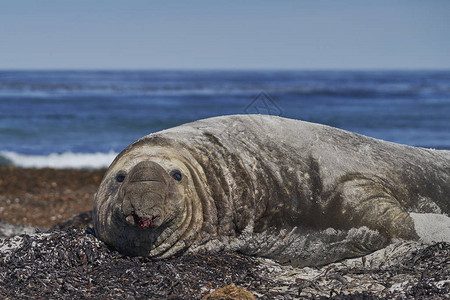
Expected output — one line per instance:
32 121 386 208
0 151 117 169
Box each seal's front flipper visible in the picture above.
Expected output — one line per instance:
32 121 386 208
327 174 418 241
233 225 388 267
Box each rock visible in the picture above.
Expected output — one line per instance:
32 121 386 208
203 284 255 300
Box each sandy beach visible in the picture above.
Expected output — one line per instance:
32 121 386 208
0 166 105 228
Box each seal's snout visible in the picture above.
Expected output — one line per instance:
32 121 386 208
120 161 170 230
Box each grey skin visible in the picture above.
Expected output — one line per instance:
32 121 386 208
93 115 450 266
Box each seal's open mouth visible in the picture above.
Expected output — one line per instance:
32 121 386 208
126 213 161 229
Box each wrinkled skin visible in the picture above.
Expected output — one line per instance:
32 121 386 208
120 161 176 230
93 115 450 266
94 145 203 258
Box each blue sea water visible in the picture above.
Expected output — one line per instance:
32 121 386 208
0 70 449 168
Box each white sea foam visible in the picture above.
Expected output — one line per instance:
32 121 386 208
0 151 118 169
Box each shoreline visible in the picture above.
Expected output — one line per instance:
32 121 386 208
0 166 105 228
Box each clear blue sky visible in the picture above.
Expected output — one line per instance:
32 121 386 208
0 0 449 70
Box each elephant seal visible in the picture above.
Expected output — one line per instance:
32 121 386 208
93 115 450 266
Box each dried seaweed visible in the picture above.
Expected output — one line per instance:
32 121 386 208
1 227 448 299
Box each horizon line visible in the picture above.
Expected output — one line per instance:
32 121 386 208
1 67 450 72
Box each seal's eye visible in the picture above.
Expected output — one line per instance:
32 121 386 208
170 170 182 182
115 172 126 183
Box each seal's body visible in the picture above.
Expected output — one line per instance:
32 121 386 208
93 115 450 266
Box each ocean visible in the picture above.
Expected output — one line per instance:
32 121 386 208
0 70 449 169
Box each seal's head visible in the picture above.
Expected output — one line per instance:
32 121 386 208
119 160 183 230
93 142 205 258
